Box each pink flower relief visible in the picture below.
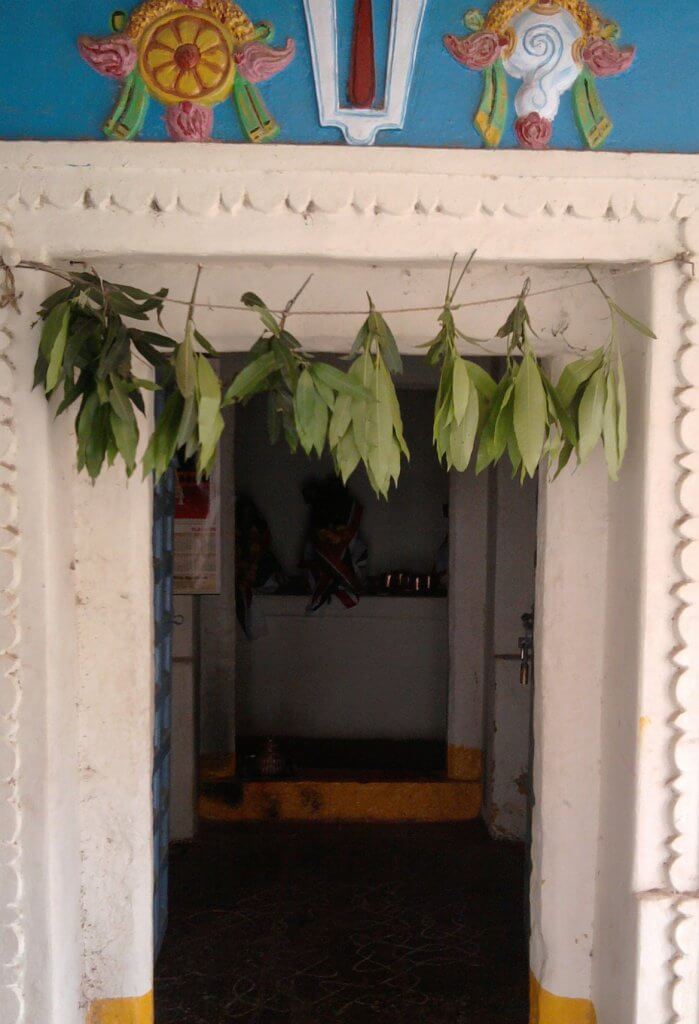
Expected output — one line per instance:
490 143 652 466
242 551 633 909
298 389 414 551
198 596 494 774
178 0 206 8
165 102 213 142
582 37 636 77
443 30 506 71
514 112 553 150
77 33 138 80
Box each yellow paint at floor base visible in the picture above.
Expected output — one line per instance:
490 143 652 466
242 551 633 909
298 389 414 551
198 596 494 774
200 777 482 823
447 745 483 781
200 751 236 780
530 973 597 1024
87 992 153 1024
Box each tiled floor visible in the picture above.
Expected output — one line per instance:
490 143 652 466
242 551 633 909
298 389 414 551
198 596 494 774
155 821 529 1024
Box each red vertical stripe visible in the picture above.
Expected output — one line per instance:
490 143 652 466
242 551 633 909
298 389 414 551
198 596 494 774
348 0 376 109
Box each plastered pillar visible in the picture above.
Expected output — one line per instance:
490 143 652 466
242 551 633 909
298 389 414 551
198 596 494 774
447 468 489 783
73 466 155 1021
530 355 608 1022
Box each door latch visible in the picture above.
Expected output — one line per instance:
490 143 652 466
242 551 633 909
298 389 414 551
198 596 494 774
495 611 534 687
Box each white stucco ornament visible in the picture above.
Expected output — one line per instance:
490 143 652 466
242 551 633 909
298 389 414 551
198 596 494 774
504 7 582 124
302 0 428 145
445 0 636 149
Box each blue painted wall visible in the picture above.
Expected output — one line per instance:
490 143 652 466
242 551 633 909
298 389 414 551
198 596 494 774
0 1 697 151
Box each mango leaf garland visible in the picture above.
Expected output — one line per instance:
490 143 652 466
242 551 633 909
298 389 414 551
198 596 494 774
429 307 496 472
334 302 408 498
28 260 656 490
557 269 656 481
34 269 171 480
227 292 373 476
475 286 569 480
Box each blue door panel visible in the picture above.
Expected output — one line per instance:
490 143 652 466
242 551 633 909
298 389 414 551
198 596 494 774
152 462 175 960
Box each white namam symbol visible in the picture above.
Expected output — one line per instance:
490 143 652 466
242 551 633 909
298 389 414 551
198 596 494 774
504 8 582 123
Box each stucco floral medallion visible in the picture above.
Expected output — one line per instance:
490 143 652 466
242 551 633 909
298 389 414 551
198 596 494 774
78 0 295 142
444 0 635 149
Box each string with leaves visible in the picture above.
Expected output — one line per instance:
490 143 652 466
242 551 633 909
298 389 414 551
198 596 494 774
26 258 656 491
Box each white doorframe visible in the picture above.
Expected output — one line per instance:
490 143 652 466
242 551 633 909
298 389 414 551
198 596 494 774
0 143 696 1024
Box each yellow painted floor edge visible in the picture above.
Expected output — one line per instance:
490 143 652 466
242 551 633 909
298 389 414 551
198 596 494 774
447 744 483 781
87 991 153 1024
529 972 597 1024
200 779 482 822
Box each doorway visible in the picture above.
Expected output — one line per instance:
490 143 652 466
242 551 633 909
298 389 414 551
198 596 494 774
154 347 538 1022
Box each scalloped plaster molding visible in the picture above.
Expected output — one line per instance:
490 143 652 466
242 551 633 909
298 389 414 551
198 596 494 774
0 216 24 1024
0 143 696 1024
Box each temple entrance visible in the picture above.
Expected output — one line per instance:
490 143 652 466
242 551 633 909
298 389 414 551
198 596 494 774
154 330 538 1021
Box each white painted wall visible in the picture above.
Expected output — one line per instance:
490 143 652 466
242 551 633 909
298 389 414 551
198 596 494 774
447 466 490 765
203 378 452 746
236 595 448 739
484 464 537 841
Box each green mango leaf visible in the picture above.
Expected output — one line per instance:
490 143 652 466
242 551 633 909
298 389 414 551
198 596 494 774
350 320 370 358
110 407 138 475
377 358 409 460
602 371 620 481
129 377 160 392
311 396 329 457
542 377 578 446
616 357 628 464
271 337 300 388
337 430 361 483
494 392 515 463
513 353 547 477
198 410 224 478
129 330 177 350
44 303 71 393
452 357 472 426
375 314 403 375
108 379 133 422
577 367 606 464
329 394 352 448
224 351 277 405
143 392 184 480
40 301 70 359
176 394 198 449
196 356 223 467
556 348 605 408
194 329 219 356
312 361 372 402
449 387 480 471
553 440 575 480
76 392 100 473
242 292 280 337
294 368 318 454
175 336 196 398
609 300 657 340
313 376 335 410
464 360 497 401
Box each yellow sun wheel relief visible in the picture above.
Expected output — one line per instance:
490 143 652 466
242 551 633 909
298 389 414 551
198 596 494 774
138 10 235 106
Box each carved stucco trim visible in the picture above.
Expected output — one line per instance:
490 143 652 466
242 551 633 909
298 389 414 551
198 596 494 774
0 215 24 1024
670 207 699 1024
0 143 696 223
